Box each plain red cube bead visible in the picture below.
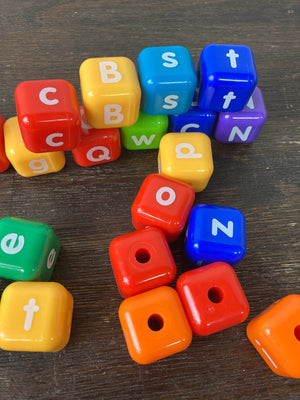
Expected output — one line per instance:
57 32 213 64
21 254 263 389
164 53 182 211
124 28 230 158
15 79 81 153
109 227 176 298
0 115 10 172
72 107 121 167
176 261 249 335
131 173 195 242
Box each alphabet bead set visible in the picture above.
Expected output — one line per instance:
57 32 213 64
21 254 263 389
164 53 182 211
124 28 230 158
0 44 299 378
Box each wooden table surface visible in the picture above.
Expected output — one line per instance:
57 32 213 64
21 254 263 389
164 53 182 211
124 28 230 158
0 1 299 399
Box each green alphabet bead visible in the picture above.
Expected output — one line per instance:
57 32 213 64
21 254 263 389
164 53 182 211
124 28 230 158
0 217 60 281
120 111 168 150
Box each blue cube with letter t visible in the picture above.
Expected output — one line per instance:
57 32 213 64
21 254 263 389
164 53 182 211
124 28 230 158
138 46 197 115
197 44 257 112
185 204 246 266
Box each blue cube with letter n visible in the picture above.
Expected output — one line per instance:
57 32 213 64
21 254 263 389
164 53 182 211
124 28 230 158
185 204 246 266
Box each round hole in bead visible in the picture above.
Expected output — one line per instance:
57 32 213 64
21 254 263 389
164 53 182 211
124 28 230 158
148 314 164 331
135 248 151 264
294 325 300 341
208 287 223 303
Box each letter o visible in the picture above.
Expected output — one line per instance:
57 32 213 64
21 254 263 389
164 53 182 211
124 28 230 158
156 187 176 206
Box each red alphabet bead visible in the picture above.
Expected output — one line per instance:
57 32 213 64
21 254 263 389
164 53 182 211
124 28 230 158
176 262 249 335
0 115 10 172
109 227 176 298
72 107 121 167
15 79 81 153
131 173 195 242
119 286 192 364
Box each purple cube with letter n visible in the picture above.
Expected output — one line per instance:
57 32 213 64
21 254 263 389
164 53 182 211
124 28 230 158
214 87 267 143
197 44 258 112
185 204 246 267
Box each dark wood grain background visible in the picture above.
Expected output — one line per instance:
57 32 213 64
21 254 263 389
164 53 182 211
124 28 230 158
0 1 299 399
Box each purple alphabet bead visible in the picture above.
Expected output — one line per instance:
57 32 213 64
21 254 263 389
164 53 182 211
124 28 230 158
214 87 267 143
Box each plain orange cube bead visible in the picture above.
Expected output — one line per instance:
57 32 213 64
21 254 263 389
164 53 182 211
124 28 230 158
247 294 300 378
119 286 192 364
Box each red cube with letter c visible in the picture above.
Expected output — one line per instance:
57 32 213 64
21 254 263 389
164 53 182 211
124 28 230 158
15 79 81 153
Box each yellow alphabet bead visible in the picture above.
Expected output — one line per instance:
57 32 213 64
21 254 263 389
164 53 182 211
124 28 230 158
4 117 65 177
79 57 141 129
0 281 73 352
158 132 214 192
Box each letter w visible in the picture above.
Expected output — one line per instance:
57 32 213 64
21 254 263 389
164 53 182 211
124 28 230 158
131 135 156 146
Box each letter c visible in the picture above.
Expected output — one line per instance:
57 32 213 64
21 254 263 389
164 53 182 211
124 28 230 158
39 87 59 106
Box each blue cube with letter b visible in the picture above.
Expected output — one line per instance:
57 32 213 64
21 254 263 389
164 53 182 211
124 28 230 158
185 204 246 266
197 44 257 112
138 46 197 115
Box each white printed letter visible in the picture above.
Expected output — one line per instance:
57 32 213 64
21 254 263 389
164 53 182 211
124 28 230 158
228 126 252 142
1 233 25 254
175 143 202 159
28 159 49 174
99 61 122 83
156 187 176 206
39 87 59 106
131 135 156 146
222 91 236 109
46 133 64 147
162 52 178 68
163 95 178 110
212 218 234 238
24 299 39 331
226 49 239 68
104 104 124 125
87 146 111 162
180 123 200 133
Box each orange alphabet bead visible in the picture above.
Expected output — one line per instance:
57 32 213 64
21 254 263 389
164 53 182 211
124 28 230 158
119 286 192 364
247 294 300 378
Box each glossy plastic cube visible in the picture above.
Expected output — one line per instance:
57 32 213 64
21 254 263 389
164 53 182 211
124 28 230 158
0 281 73 352
214 87 267 143
132 174 195 242
4 117 65 177
158 132 214 192
169 106 216 136
15 79 81 152
185 204 246 266
198 44 257 111
120 111 168 150
176 262 249 335
247 295 300 378
0 115 10 172
80 57 141 128
72 107 121 167
138 46 197 115
109 227 176 297
119 286 192 364
0 217 60 281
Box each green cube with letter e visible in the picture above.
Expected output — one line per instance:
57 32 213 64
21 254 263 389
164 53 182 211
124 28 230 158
0 217 60 281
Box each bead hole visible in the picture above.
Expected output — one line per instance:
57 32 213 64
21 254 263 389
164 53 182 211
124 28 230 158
294 325 300 341
148 314 164 331
135 248 151 263
208 287 223 303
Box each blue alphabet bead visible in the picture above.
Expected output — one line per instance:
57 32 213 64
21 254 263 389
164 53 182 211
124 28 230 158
185 204 246 266
168 106 216 136
197 44 258 112
138 46 197 115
